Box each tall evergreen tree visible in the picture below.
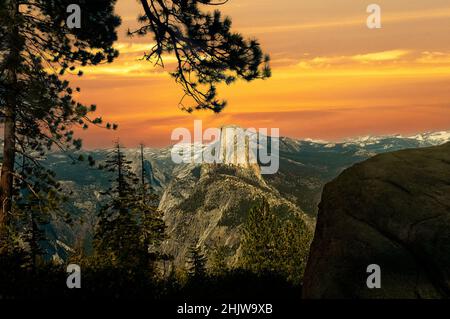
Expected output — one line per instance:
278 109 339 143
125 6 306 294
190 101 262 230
139 143 157 204
186 244 207 280
277 216 312 284
140 143 147 201
133 0 271 112
241 199 280 274
209 243 228 276
240 199 312 285
93 144 166 273
0 0 121 234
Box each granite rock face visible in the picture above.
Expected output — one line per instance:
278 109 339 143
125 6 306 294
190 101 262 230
303 143 450 299
159 162 313 269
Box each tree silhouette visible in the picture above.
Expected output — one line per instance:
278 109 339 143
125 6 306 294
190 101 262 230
0 0 120 233
133 0 271 113
93 144 166 272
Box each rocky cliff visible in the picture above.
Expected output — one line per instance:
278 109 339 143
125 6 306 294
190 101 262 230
303 142 450 298
159 126 313 269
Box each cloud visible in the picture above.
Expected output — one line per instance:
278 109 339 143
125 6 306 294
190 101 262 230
417 51 450 64
295 50 410 70
352 50 410 62
114 42 155 54
292 49 450 73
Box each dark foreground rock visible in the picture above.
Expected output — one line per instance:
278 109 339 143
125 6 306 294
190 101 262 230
303 142 450 299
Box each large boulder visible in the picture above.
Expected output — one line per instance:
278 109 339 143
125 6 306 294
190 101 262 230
303 142 450 299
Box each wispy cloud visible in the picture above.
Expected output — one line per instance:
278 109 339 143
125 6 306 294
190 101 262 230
296 50 411 70
352 50 410 62
417 51 450 64
293 49 450 74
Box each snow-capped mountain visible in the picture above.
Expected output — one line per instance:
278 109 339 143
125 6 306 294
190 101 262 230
170 125 273 177
340 130 450 148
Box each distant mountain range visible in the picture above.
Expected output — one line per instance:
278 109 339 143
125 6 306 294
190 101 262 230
24 129 450 264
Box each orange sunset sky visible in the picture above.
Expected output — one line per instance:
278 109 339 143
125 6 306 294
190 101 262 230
72 0 450 148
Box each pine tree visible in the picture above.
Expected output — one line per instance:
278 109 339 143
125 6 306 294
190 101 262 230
240 199 312 284
209 244 229 276
240 199 281 274
12 154 71 268
133 0 271 112
0 0 120 234
93 143 166 273
139 143 157 204
277 215 312 285
186 244 207 280
140 143 147 201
